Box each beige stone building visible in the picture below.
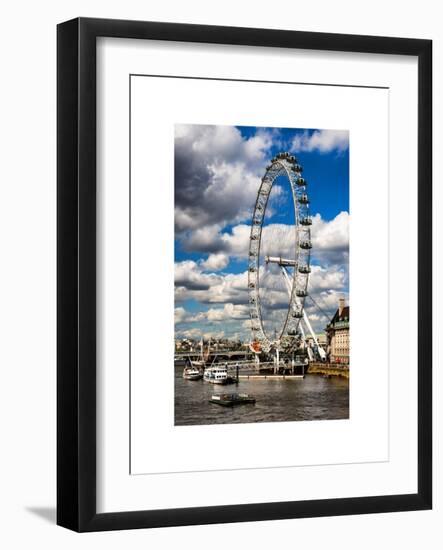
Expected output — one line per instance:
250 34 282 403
326 298 350 365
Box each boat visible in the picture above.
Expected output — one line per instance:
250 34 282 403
182 365 203 380
189 337 211 369
189 359 206 369
209 393 256 406
203 365 234 385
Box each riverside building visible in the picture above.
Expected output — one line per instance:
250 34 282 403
326 298 350 365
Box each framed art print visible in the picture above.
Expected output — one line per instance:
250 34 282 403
57 18 432 531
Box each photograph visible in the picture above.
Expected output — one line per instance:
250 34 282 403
174 123 350 426
0 1 433 541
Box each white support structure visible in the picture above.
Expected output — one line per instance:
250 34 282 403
279 264 326 362
280 264 295 294
303 309 327 361
265 256 297 267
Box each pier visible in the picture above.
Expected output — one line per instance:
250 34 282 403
175 350 307 375
237 374 304 380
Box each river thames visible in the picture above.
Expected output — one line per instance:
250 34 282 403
175 366 349 426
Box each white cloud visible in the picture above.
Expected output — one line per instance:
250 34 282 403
182 224 225 254
175 260 347 335
309 264 347 292
175 327 227 340
175 124 275 233
311 211 349 265
197 270 249 305
291 130 349 154
175 264 249 306
182 212 349 268
175 275 349 338
220 224 251 256
201 253 229 272
174 307 187 324
174 260 222 290
175 327 203 339
187 303 249 323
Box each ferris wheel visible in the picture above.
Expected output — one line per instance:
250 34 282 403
247 152 325 359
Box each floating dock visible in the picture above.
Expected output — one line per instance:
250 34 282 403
209 393 256 406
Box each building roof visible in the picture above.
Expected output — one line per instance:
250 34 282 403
327 305 350 329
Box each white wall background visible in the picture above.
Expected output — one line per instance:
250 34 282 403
0 0 440 547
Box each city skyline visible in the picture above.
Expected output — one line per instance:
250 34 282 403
175 124 349 341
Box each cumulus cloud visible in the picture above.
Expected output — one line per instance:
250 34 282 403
291 130 349 154
174 260 222 291
187 303 249 323
201 253 229 272
175 271 348 338
174 307 187 324
175 124 274 233
175 327 226 340
174 261 249 306
309 264 347 292
311 211 349 266
175 258 347 333
181 212 349 269
183 225 227 254
182 224 250 256
175 305 251 340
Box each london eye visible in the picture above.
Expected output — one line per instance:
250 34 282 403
247 152 326 361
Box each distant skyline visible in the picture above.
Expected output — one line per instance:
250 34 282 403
175 124 349 341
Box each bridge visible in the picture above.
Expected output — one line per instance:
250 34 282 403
175 350 254 360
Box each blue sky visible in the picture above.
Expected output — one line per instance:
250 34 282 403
174 124 349 340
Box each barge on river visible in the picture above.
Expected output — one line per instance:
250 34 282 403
209 393 256 406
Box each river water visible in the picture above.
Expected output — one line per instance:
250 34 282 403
174 366 349 426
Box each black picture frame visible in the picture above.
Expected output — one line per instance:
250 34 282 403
57 17 432 532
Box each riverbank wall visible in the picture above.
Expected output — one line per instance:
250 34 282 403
308 362 349 379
